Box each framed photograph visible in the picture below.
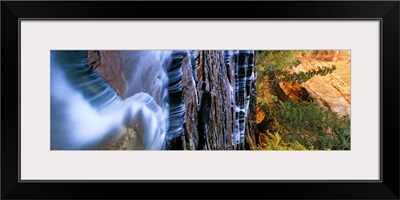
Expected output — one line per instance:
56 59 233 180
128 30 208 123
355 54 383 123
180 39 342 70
2 1 399 199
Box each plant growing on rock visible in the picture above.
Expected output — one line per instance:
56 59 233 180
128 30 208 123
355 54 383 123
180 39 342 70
257 97 350 150
256 50 337 87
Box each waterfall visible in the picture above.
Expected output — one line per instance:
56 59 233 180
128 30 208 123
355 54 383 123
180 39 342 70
51 51 170 150
231 50 255 149
51 50 254 150
165 50 187 141
189 50 199 84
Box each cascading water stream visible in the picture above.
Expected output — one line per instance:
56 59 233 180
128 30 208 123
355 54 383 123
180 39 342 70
51 50 254 150
189 50 199 84
231 50 255 149
165 50 187 141
50 50 181 150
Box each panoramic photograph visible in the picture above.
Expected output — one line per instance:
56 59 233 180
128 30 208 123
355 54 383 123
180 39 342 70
51 50 350 150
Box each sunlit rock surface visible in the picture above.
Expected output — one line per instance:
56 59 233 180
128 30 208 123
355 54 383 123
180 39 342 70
280 50 351 116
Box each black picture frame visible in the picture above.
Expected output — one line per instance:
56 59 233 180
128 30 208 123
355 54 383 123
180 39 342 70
2 1 399 199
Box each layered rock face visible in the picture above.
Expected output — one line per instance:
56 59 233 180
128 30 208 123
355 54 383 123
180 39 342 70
280 50 351 116
169 50 257 150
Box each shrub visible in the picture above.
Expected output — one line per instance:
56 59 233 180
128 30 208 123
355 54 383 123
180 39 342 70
258 97 350 150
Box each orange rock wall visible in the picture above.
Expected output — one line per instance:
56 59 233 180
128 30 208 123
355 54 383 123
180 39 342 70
281 50 351 116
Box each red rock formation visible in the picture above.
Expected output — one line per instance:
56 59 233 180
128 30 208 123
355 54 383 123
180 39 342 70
310 50 349 62
280 50 351 116
87 50 127 96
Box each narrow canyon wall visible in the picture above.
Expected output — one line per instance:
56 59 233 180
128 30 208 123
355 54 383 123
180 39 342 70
169 51 235 150
168 50 257 150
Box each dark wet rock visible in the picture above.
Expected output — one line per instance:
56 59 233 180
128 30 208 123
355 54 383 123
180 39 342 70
166 50 257 150
198 51 236 150
180 54 200 150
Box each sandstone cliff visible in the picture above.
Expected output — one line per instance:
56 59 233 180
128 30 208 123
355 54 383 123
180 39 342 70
280 50 351 116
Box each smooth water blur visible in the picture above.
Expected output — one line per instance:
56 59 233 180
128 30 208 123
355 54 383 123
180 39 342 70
51 51 169 150
189 50 199 84
165 50 187 140
231 50 255 148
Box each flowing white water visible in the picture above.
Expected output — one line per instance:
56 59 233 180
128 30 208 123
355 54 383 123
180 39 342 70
51 51 169 150
189 50 199 84
164 50 187 140
230 50 255 148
